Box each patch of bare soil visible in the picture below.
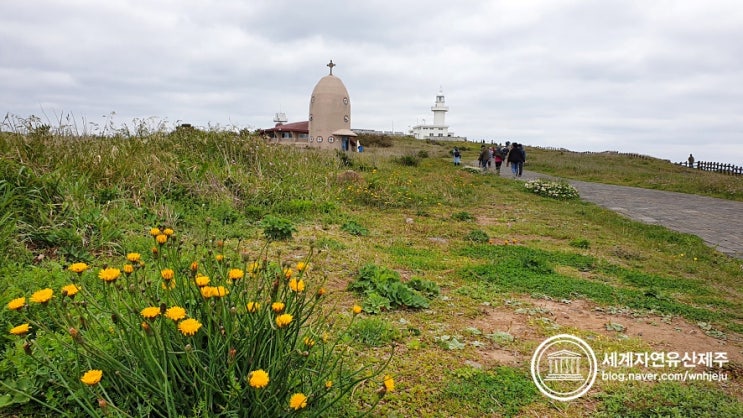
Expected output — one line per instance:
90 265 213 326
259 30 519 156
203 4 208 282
470 297 743 367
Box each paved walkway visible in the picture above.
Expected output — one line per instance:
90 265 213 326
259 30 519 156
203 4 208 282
515 170 743 259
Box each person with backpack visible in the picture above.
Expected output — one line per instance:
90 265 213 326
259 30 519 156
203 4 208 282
494 146 504 175
453 147 461 166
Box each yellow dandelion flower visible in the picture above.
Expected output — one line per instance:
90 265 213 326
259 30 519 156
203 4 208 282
303 336 315 347
271 302 285 313
163 228 174 236
228 268 244 281
161 279 176 290
276 313 293 328
123 264 134 274
283 268 294 279
246 302 260 313
215 254 224 262
165 306 186 321
195 275 210 287
289 393 308 410
383 375 395 392
126 253 141 262
296 261 308 272
98 268 121 283
141 322 150 332
178 318 202 336
248 369 270 388
31 288 53 304
190 261 199 272
141 307 160 319
200 286 215 298
156 234 168 245
161 268 175 281
61 284 79 297
352 305 362 315
213 286 229 297
247 261 260 274
81 369 103 385
316 287 326 297
10 323 31 335
7 297 26 311
325 380 333 389
150 227 161 236
288 278 305 292
68 262 89 274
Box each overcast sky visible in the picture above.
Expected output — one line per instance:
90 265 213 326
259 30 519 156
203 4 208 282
2 0 742 164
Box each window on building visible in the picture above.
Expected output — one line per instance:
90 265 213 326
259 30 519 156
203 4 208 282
281 132 292 139
299 133 308 139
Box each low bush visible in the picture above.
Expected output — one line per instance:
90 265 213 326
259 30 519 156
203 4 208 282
524 178 579 200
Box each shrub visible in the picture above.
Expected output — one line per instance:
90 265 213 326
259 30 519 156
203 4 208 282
260 215 297 241
465 230 489 243
393 154 420 167
2 228 391 416
524 178 579 200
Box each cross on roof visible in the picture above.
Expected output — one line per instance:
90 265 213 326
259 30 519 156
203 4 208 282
327 60 336 75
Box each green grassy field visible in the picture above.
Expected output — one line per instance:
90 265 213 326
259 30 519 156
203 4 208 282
1 126 741 417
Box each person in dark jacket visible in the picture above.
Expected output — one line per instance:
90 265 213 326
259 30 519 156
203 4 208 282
506 143 525 177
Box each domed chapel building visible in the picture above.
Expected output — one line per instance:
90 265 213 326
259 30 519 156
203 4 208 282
309 60 357 150
262 60 358 151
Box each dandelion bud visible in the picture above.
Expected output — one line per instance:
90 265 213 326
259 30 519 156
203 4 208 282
160 303 167 314
230 306 237 315
23 342 32 356
229 347 237 362
111 313 118 324
185 344 192 352
98 399 107 410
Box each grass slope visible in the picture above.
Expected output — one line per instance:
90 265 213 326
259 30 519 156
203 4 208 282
1 130 741 417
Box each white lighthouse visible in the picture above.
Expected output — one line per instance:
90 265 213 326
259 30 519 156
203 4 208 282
431 90 448 126
410 89 458 140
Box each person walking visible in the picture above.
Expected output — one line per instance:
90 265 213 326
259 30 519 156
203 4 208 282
479 145 490 172
506 142 525 178
494 147 504 175
453 147 461 166
688 154 695 168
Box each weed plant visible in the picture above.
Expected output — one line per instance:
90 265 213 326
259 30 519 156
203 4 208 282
3 228 392 416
